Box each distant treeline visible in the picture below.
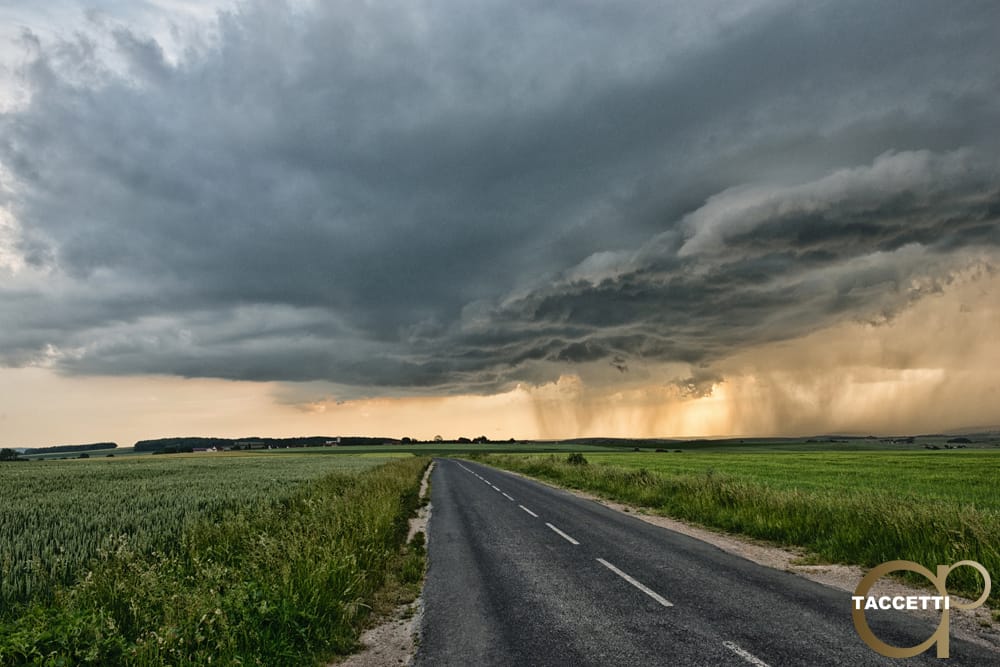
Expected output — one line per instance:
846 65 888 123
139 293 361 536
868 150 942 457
133 435 511 452
20 442 118 455
134 436 399 452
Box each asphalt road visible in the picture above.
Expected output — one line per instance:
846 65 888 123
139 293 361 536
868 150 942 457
415 458 999 667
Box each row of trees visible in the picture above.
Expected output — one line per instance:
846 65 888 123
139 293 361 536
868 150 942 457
424 435 514 444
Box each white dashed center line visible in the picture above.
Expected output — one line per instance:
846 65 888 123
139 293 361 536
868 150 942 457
519 505 539 518
545 522 580 545
596 558 673 607
502 492 515 501
722 641 771 666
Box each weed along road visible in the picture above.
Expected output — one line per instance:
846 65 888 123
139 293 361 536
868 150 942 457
415 459 998 667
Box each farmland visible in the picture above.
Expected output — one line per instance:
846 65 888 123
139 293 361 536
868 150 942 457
577 450 1000 508
0 453 405 609
0 452 427 666
472 449 1000 606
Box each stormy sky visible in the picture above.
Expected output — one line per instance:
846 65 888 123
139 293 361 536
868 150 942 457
1 0 999 444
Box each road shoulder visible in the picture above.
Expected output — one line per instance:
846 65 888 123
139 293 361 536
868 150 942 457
331 461 435 667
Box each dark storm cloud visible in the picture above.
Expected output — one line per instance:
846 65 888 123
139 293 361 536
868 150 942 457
1 0 999 396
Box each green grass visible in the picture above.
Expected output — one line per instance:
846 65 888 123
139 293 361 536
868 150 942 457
472 451 1000 606
581 450 1000 508
0 454 427 666
0 453 406 611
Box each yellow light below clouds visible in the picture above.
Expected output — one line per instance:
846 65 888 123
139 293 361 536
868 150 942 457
1 268 998 446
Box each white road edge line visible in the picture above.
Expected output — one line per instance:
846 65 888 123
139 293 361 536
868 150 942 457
502 492 515 501
722 641 771 667
596 558 673 607
545 522 580 545
519 505 539 518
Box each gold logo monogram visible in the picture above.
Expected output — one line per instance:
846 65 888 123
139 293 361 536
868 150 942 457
852 560 992 658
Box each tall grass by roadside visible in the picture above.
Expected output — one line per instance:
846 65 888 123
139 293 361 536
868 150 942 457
0 457 429 667
473 454 999 606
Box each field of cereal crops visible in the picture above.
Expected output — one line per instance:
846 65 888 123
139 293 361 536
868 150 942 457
0 452 425 666
0 453 405 610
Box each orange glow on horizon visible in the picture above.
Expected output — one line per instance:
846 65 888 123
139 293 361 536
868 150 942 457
1 269 999 448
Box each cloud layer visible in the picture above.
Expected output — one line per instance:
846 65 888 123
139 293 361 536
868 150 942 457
1 0 999 403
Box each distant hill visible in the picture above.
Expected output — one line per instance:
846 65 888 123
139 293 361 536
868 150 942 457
560 436 830 447
945 425 1000 436
559 437 680 447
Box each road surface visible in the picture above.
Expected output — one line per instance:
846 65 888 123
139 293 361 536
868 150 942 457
415 458 998 666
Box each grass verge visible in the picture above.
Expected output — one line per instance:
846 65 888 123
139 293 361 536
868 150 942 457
0 457 429 666
471 453 999 607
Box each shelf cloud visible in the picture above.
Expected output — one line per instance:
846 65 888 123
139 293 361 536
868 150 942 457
1 0 998 434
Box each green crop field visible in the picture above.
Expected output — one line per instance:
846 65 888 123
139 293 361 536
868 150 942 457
579 450 1000 509
0 453 407 610
0 452 427 666
473 450 1000 606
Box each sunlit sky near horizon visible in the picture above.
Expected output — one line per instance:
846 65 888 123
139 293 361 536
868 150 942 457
1 1 999 447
